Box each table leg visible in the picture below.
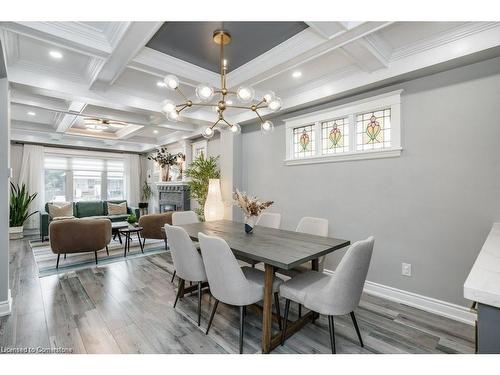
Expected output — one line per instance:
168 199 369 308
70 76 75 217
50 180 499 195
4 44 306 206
137 232 144 253
123 233 128 257
117 231 122 244
311 259 320 322
262 264 274 353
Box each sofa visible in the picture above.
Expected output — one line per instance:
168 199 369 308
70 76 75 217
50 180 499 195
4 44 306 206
49 218 112 268
40 200 140 241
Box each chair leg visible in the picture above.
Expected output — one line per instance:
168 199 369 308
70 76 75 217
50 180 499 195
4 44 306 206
281 299 290 346
328 315 336 354
350 311 364 347
64 253 67 259
94 251 98 265
105 245 109 256
197 281 202 326
274 292 282 330
239 306 246 354
206 299 219 335
170 270 176 283
298 303 302 318
173 278 184 308
56 253 60 269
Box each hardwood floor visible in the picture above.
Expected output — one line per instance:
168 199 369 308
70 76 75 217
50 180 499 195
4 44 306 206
0 236 475 354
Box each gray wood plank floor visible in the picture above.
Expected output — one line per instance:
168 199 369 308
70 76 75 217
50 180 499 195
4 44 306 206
0 237 475 354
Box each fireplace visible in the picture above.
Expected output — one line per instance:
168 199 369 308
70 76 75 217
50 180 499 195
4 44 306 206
157 183 190 213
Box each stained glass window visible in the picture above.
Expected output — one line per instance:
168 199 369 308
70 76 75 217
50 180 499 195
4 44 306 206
293 125 315 158
356 108 391 151
322 118 349 154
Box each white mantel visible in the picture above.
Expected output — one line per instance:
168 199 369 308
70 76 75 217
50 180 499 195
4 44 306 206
464 223 500 308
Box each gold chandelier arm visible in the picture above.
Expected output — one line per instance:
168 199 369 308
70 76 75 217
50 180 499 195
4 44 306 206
211 118 222 129
225 104 252 110
177 104 189 113
255 99 266 107
175 87 189 101
254 110 265 124
222 118 233 127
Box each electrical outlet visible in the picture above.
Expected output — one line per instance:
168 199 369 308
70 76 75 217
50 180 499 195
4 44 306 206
402 263 412 277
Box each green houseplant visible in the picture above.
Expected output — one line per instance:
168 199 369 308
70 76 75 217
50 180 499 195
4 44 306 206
185 154 220 221
139 181 152 213
9 182 38 239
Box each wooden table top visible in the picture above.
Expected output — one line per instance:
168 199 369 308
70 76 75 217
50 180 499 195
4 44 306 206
178 220 350 270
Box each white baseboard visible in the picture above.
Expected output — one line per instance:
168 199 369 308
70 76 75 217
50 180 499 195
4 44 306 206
323 269 476 326
0 289 12 317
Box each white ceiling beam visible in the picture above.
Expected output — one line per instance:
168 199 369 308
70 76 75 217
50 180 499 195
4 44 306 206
55 101 87 133
340 38 390 73
89 22 163 90
226 22 393 89
306 22 347 39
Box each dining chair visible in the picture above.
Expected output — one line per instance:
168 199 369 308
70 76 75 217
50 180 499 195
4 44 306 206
170 210 200 282
279 236 375 353
198 232 284 354
256 212 282 229
164 224 207 326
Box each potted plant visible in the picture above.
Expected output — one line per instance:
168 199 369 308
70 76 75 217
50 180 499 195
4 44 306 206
127 213 138 226
9 182 38 239
185 154 220 221
148 147 184 182
139 181 152 214
233 189 273 233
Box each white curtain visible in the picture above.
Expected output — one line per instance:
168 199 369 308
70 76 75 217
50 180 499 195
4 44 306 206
125 154 140 207
18 144 44 230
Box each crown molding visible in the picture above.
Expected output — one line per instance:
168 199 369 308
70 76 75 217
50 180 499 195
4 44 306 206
130 47 220 87
390 22 499 61
0 30 19 65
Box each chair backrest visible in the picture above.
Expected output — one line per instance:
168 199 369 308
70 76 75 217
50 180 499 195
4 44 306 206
164 224 206 282
49 218 111 253
256 212 281 229
305 236 374 315
198 232 256 306
172 211 199 226
296 216 329 237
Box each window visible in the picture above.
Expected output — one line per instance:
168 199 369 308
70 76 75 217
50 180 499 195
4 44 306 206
43 152 125 202
284 90 402 165
293 124 315 158
322 117 349 154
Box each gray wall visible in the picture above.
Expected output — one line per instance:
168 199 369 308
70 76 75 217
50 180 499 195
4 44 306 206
240 56 500 307
0 77 10 306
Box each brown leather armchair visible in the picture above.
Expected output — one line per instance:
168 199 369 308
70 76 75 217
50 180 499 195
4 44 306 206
138 212 173 249
49 218 112 268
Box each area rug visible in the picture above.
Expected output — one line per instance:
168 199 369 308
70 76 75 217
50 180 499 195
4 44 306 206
30 237 167 277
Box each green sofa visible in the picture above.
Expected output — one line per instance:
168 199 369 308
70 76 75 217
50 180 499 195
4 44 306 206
40 200 140 241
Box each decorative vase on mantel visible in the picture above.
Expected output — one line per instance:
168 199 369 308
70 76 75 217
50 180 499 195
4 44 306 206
160 165 170 182
244 216 257 234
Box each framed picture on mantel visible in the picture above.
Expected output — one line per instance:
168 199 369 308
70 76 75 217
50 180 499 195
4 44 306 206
192 140 207 160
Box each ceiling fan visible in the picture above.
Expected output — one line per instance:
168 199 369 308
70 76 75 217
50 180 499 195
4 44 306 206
83 118 128 132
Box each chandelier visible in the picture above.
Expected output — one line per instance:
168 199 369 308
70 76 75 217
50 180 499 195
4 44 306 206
160 29 282 138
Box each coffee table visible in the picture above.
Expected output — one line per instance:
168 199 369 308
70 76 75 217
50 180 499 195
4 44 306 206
111 221 129 244
119 226 144 257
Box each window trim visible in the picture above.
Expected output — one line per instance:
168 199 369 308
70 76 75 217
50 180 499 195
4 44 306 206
284 90 402 165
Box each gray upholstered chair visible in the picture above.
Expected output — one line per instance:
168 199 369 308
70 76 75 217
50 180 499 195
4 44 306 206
279 236 375 353
256 212 281 229
198 232 284 354
165 224 207 326
170 210 200 282
172 210 199 226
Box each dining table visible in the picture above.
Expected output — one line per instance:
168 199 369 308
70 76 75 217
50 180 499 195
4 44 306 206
177 219 350 353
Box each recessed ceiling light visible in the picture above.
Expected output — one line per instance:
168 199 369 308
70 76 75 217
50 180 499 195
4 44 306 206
49 50 63 59
153 129 159 134
27 111 36 116
157 81 167 87
292 71 302 78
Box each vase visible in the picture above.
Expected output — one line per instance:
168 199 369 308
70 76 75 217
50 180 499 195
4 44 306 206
244 216 257 234
160 165 170 182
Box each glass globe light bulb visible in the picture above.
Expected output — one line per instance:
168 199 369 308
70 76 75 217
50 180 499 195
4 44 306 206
237 86 255 103
202 127 214 139
167 111 179 122
268 97 282 112
230 123 241 134
196 84 214 102
163 74 179 90
161 99 176 114
263 91 275 103
261 120 274 134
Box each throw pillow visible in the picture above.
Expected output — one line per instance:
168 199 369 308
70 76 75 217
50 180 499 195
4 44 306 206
48 202 73 219
107 202 127 215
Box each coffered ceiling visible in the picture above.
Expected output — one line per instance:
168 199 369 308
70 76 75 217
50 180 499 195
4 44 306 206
1 21 500 152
